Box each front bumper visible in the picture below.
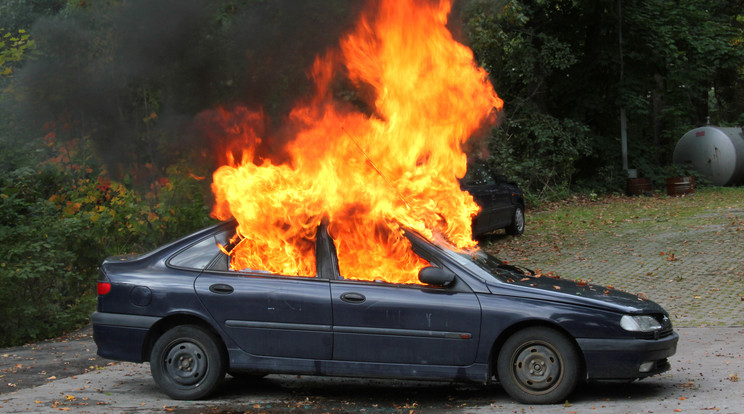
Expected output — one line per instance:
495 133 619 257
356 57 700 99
577 331 679 380
91 311 160 363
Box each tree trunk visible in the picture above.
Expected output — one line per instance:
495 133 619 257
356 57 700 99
651 73 666 164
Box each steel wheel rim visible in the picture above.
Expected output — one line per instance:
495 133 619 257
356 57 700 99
511 341 563 394
163 341 208 386
514 209 525 232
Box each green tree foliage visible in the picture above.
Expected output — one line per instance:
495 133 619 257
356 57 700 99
0 136 214 346
463 0 744 199
620 0 744 166
464 0 594 200
0 0 66 32
0 29 34 78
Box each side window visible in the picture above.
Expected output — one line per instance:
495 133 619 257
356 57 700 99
462 162 496 186
206 229 317 278
334 240 432 285
168 235 222 270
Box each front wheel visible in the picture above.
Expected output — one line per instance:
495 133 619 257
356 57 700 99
496 327 579 404
150 325 226 400
505 206 525 235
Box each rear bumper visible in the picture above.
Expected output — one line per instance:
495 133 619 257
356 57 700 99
577 331 679 380
91 311 160 363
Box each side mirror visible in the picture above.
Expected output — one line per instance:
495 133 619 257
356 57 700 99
418 266 456 287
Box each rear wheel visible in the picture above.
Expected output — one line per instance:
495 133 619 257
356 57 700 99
150 325 226 400
505 206 525 235
496 327 579 404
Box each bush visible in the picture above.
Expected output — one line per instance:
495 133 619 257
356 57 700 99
0 158 214 346
487 110 592 204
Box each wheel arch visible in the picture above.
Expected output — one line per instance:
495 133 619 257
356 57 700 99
142 313 227 363
488 320 586 382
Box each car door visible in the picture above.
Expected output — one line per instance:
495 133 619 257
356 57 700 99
464 182 496 234
323 220 483 369
330 279 481 366
194 248 333 360
489 180 516 228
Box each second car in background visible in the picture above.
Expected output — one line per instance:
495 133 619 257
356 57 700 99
460 162 525 236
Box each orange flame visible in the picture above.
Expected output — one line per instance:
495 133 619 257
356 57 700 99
208 0 503 284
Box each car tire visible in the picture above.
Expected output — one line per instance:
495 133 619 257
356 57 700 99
496 327 579 404
505 206 525 236
150 325 226 400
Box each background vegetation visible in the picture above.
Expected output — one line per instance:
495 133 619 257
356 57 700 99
1 0 743 346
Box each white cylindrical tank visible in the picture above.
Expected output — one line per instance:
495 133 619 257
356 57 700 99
672 126 744 186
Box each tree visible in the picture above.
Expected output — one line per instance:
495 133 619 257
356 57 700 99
462 0 744 197
0 29 34 78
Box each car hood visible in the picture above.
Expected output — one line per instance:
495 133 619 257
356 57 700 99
485 273 667 315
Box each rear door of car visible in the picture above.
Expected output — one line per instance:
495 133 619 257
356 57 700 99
489 180 516 228
194 258 333 360
464 182 497 234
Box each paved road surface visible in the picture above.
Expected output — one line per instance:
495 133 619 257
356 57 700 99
1 327 742 413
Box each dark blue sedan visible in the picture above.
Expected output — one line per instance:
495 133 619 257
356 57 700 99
92 220 677 404
459 161 526 236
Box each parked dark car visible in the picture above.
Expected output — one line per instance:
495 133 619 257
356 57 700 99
460 162 525 236
92 220 677 404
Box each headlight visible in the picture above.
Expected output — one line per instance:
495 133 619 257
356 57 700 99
620 315 662 332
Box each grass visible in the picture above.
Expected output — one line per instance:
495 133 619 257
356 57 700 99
525 186 744 238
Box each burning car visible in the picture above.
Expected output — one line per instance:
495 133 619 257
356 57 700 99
93 0 676 404
92 219 678 404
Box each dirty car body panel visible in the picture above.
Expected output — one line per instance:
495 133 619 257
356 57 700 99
92 220 678 403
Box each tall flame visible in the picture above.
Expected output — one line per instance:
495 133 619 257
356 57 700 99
208 0 503 284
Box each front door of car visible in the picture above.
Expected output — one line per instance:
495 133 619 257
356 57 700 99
329 279 481 366
195 268 333 360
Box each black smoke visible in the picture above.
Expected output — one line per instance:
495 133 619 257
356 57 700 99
11 0 365 179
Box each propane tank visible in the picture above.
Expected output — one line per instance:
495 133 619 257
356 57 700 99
672 126 744 186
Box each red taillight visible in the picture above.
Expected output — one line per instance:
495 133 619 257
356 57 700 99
97 282 111 295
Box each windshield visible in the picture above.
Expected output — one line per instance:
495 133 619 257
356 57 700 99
412 232 529 283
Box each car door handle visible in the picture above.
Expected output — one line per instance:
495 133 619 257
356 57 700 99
340 292 366 303
209 283 234 294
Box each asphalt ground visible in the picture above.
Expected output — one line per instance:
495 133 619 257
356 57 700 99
1 191 743 412
0 327 742 413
